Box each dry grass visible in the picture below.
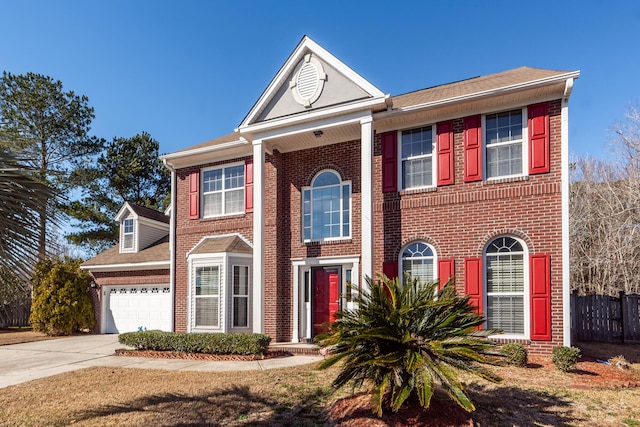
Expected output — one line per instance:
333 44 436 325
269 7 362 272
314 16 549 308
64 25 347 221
0 328 56 346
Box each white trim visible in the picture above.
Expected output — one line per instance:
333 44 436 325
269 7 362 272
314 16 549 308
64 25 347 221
360 116 373 281
230 264 251 330
201 161 246 218
186 233 253 258
561 96 571 347
159 137 249 161
80 260 170 272
169 168 176 332
252 140 265 334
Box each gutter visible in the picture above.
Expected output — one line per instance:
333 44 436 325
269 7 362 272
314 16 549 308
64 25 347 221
163 158 177 333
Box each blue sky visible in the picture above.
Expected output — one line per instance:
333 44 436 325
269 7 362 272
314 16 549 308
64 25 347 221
1 1 639 160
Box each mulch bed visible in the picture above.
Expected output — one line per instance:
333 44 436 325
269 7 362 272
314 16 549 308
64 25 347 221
114 349 293 361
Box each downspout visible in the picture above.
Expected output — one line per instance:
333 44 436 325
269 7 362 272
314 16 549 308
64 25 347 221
561 77 574 347
163 158 177 333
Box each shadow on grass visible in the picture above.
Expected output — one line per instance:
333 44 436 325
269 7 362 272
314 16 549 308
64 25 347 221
67 384 331 426
468 382 580 426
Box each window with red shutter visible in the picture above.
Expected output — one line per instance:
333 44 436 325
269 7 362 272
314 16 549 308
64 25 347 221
528 102 550 175
381 131 397 193
463 115 482 182
530 254 551 341
436 121 454 186
245 158 254 213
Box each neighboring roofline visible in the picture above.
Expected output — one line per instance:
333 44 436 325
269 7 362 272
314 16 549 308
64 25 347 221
375 70 581 120
80 260 170 272
160 137 250 162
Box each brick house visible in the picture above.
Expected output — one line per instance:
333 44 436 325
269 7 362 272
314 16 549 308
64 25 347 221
84 36 579 355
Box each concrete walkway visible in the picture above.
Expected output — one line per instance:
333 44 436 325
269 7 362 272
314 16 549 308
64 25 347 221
0 335 323 389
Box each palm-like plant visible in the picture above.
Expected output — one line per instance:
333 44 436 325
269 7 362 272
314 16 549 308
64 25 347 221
316 274 501 416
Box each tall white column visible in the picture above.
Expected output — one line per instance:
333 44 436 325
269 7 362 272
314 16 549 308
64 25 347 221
360 116 374 283
252 140 265 334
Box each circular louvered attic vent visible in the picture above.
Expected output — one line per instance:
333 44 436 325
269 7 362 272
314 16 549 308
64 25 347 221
290 53 327 108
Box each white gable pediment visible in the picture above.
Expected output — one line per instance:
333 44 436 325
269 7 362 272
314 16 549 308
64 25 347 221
241 36 386 128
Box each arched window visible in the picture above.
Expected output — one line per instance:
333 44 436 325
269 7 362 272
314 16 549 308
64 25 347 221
485 236 526 334
302 170 351 241
401 242 436 284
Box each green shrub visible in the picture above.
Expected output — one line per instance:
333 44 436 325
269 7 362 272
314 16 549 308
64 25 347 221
30 258 95 335
552 346 581 372
500 343 528 367
118 331 271 355
316 275 501 416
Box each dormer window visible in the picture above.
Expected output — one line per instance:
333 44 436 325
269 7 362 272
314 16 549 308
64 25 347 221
123 218 134 251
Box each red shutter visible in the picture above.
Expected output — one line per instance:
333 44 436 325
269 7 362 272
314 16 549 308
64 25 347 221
383 261 398 280
530 254 552 341
188 169 200 220
528 102 550 175
436 121 454 186
464 257 482 316
381 131 397 193
463 115 482 182
438 258 455 290
245 158 254 213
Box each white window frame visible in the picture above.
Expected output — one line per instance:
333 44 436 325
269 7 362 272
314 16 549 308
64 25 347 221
231 264 250 329
301 169 352 242
483 235 530 339
483 108 529 180
122 218 135 252
398 125 436 190
201 162 245 218
193 264 221 329
399 241 437 285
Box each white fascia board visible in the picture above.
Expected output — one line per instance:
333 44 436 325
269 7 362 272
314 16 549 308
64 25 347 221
240 97 387 139
374 72 581 120
241 36 385 127
115 202 135 223
159 137 250 162
80 260 170 272
186 233 254 259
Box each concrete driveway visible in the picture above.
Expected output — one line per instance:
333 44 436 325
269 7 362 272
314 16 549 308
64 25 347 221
0 334 322 389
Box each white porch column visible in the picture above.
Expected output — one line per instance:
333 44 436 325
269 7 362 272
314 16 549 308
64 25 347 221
252 139 265 334
360 116 374 283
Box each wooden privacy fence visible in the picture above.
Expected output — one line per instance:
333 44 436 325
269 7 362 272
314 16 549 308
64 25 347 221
571 291 640 343
0 298 31 328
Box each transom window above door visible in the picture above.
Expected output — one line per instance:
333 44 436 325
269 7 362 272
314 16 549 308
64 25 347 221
302 170 351 242
401 126 434 189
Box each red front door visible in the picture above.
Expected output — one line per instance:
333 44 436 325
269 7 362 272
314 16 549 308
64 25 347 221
313 268 339 336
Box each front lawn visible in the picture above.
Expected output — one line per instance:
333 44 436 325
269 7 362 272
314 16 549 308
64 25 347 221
1 351 639 426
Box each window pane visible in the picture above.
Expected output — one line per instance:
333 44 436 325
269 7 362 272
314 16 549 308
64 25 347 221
203 169 222 193
203 193 222 216
486 295 524 334
403 157 432 188
403 259 433 284
123 234 133 249
196 266 219 296
401 126 432 158
123 219 134 233
233 266 249 296
304 171 349 241
487 143 522 178
225 189 244 213
486 110 522 147
486 254 524 293
196 297 219 327
224 165 245 189
313 171 340 187
233 297 248 327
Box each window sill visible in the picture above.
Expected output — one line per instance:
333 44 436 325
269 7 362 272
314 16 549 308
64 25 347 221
303 238 352 246
483 175 529 186
399 186 437 196
200 212 246 221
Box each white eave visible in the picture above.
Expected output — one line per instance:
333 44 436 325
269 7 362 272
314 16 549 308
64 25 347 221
80 260 170 272
160 137 251 169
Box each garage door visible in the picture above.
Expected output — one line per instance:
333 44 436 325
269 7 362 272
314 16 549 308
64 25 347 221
104 286 172 333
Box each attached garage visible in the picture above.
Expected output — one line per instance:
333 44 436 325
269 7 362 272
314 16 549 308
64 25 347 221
103 285 172 333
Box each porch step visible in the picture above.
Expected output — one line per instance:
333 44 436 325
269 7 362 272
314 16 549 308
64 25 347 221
269 342 321 356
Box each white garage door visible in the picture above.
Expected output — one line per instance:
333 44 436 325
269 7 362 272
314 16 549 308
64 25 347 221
104 286 172 333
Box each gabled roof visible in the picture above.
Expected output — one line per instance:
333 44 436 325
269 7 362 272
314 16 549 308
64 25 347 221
115 201 169 224
189 235 253 256
81 235 170 271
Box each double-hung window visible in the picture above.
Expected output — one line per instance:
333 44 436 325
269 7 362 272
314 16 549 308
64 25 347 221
202 164 244 217
232 265 249 328
195 266 220 328
485 109 524 178
302 170 351 241
122 218 134 250
401 126 434 189
401 242 435 285
485 236 525 334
